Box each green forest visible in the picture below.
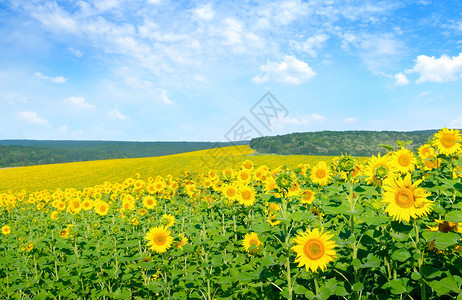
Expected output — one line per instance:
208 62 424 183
0 140 245 168
250 130 438 156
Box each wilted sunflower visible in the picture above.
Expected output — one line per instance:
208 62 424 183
1 225 11 235
433 127 462 156
145 226 174 253
393 148 417 174
310 162 332 186
242 232 263 254
382 174 433 223
291 228 336 273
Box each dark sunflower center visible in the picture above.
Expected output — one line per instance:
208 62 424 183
304 240 324 260
395 188 414 208
438 221 457 233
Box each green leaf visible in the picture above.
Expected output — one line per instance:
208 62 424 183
411 272 422 281
446 211 462 223
427 276 462 296
293 283 309 295
391 248 411 262
383 279 407 295
434 232 460 249
352 282 364 292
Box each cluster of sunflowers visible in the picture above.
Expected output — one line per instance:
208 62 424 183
0 127 461 299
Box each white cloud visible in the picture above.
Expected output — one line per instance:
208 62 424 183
290 34 329 57
147 0 161 4
271 114 325 130
407 53 462 83
344 117 357 124
65 97 96 111
193 73 207 83
449 114 462 128
160 90 174 105
68 47 83 57
394 72 409 86
275 0 309 25
18 111 48 125
107 107 128 120
193 4 214 20
34 72 67 84
253 55 316 85
31 2 78 34
340 32 404 72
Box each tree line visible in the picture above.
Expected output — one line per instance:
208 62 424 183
249 130 439 156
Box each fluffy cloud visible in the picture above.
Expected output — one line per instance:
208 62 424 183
407 53 462 83
394 72 409 86
344 117 357 124
107 107 128 120
290 34 329 57
18 111 48 125
34 72 67 84
65 97 96 111
193 4 214 20
253 55 315 85
160 90 174 105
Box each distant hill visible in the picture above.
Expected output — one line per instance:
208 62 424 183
249 130 439 156
0 140 248 168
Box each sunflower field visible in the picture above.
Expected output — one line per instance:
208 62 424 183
1 128 462 299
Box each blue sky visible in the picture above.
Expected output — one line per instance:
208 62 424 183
0 0 461 142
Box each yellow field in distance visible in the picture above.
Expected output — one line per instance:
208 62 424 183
0 145 338 193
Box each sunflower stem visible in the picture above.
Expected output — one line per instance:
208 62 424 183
414 219 426 300
313 272 320 295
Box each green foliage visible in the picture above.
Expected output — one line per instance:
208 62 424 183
251 130 435 156
0 141 246 168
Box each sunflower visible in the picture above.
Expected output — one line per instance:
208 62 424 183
2 225 11 235
50 211 59 220
59 225 74 239
418 144 436 160
300 189 315 204
267 212 281 226
423 156 439 171
143 196 157 210
382 174 433 223
145 226 174 253
138 208 148 216
94 201 109 216
242 160 254 170
237 169 252 183
81 198 93 211
393 148 417 174
363 153 396 186
242 232 263 254
176 234 189 250
162 214 175 228
237 186 256 206
310 162 332 186
222 184 238 200
427 219 462 233
433 127 462 155
291 228 336 273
